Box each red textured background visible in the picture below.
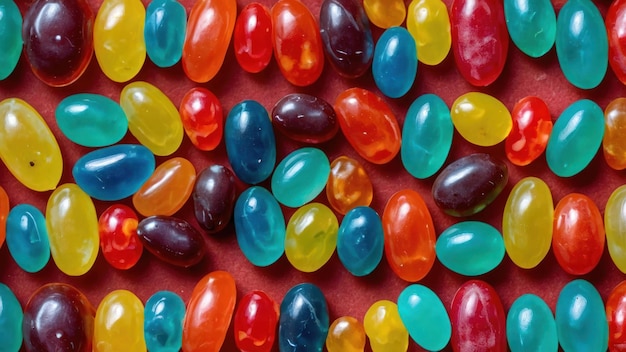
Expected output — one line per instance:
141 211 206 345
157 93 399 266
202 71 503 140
1 0 625 351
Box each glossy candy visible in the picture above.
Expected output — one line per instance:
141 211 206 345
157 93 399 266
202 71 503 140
144 291 185 352
505 96 553 166
506 294 558 352
326 316 365 352
6 204 50 273
607 281 626 351
144 0 186 68
234 3 273 73
94 290 146 352
451 92 512 147
504 0 556 58
234 290 279 352
364 300 408 352
363 0 406 28
604 98 626 170
407 0 451 65
137 216 206 267
193 164 236 234
179 87 223 151
372 27 417 98
0 186 7 248
606 185 626 274
0 0 22 80
271 93 339 144
279 283 329 352
326 156 373 215
98 204 142 270
271 147 330 207
0 283 22 352
337 206 384 276
608 0 626 85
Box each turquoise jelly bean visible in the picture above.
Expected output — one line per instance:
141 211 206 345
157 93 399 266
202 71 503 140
145 0 186 68
555 279 608 352
55 93 128 147
271 147 330 208
72 144 155 201
372 26 417 98
555 0 608 89
234 186 286 267
279 283 329 352
225 100 276 184
0 0 21 80
504 0 556 58
436 221 505 276
144 290 185 352
337 206 384 276
397 284 451 351
507 294 558 352
6 204 50 273
401 94 453 179
0 283 22 352
546 99 604 177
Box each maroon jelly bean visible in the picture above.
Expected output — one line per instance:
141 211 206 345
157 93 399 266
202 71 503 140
271 93 339 144
137 216 206 267
193 164 237 234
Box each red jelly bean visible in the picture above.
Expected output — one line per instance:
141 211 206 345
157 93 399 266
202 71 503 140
450 0 508 86
271 93 339 144
179 87 224 151
137 216 206 267
450 280 506 352
98 204 143 270
234 290 280 352
0 186 8 248
234 3 273 73
334 87 401 164
608 0 626 85
607 280 626 351
505 96 553 166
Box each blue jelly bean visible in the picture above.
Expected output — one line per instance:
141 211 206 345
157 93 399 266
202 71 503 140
507 294 558 352
336 206 384 276
0 0 22 80
545 99 604 177
144 290 185 352
372 26 417 98
555 0 608 89
401 94 453 179
145 0 186 68
504 0 556 58
72 144 155 201
0 283 22 352
225 100 276 185
271 147 330 208
279 283 329 352
234 186 286 267
55 93 128 147
6 204 50 273
555 279 608 352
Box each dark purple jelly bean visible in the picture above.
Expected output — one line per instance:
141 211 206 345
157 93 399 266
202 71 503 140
271 93 339 144
193 164 237 234
137 216 206 267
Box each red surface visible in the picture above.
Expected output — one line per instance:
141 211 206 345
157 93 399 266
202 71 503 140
1 0 625 351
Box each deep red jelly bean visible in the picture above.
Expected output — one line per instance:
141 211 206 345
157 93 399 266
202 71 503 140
179 87 224 151
193 164 237 234
505 96 553 166
234 290 280 352
608 0 626 85
136 216 206 267
607 280 626 351
271 93 339 144
234 3 273 73
98 204 143 270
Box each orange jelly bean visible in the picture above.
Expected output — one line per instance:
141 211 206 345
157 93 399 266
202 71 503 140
326 156 373 215
604 97 626 170
505 96 553 166
0 186 7 248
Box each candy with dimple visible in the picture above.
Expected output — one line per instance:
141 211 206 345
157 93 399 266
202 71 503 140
337 206 384 276
98 204 142 270
234 3 273 73
326 156 373 215
326 316 365 352
505 96 553 166
407 0 451 65
137 215 206 267
6 204 50 273
606 185 626 274
607 281 626 351
179 87 223 151
234 290 279 352
0 186 7 248
504 0 556 58
373 27 417 98
144 291 185 352
271 147 330 208
506 294 558 352
94 290 146 352
193 164 236 234
0 0 22 80
0 283 22 352
144 0 186 68
363 0 406 28
608 0 626 85
271 93 339 144
451 92 512 147
279 283 329 352
604 98 626 170
364 300 408 352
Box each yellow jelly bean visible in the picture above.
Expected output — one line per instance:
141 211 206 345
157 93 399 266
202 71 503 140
94 290 146 352
46 183 99 276
407 0 451 65
363 0 406 28
451 92 512 146
0 98 62 191
364 300 409 352
606 185 626 274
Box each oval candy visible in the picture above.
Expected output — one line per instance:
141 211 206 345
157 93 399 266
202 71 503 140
0 186 8 248
363 300 408 352
271 147 330 208
326 316 366 352
144 0 186 68
504 0 556 58
6 204 50 273
326 156 373 215
607 280 626 351
94 290 146 352
603 97 626 170
271 93 339 144
451 92 512 147
234 290 280 352
506 294 558 352
144 291 185 352
363 0 406 28
279 283 329 352
98 204 142 270
505 96 553 166
0 283 22 352
179 87 224 151
608 0 626 85
0 0 22 80
606 185 626 274
372 26 417 98
137 215 206 267
337 206 384 276
233 3 273 73
193 164 236 234
407 0 451 65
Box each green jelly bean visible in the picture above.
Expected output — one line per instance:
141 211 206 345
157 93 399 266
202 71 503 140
0 283 22 352
271 147 330 208
504 0 556 58
0 0 22 80
507 294 558 352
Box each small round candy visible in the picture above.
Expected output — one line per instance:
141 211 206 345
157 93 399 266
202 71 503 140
326 156 373 215
337 206 384 276
506 294 558 352
505 96 553 166
144 0 186 68
234 290 279 352
144 291 185 352
6 204 50 273
95 290 146 352
364 300 408 352
179 87 224 151
326 316 366 352
504 0 556 58
363 0 406 28
98 204 142 270
234 2 273 73
451 92 512 147
271 147 330 208
407 0 451 65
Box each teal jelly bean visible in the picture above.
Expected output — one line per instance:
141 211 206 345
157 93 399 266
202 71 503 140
234 186 286 267
372 26 417 98
397 284 451 351
556 279 608 352
436 221 505 276
555 0 608 89
6 204 50 273
56 93 128 147
546 99 604 177
145 0 186 68
507 294 558 352
279 283 329 352
401 94 453 179
271 147 330 208
337 206 384 277
504 0 556 58
144 290 185 352
0 283 22 352
0 0 21 80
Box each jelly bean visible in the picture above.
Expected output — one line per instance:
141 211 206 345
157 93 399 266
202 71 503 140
183 271 236 352
450 0 508 86
225 100 276 184
506 294 558 352
451 92 512 147
23 283 95 352
556 279 608 352
234 186 286 267
279 283 329 352
193 164 236 234
182 0 236 83
271 0 324 86
505 96 553 166
271 93 339 144
144 291 185 352
606 185 626 274
234 290 279 352
604 98 626 170
0 186 7 248
397 284 451 351
0 0 22 80
553 193 604 275
450 280 506 352
144 0 186 68
94 290 146 352
56 93 128 147
319 0 373 78
555 0 608 89
382 189 436 282
326 156 373 215
504 0 556 58
0 283 22 352
337 206 384 276
94 0 146 82
133 157 196 217
407 0 451 65
364 300 408 352
6 204 50 273
326 316 366 352
607 281 626 351
0 98 62 192
137 215 206 267
98 204 142 270
373 27 417 98
179 87 223 151
363 0 406 28
271 147 331 207
608 0 626 85
334 88 401 164
285 203 338 272
401 94 453 179
46 183 99 276
120 81 184 156
73 144 155 201
503 177 553 269
234 3 273 73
